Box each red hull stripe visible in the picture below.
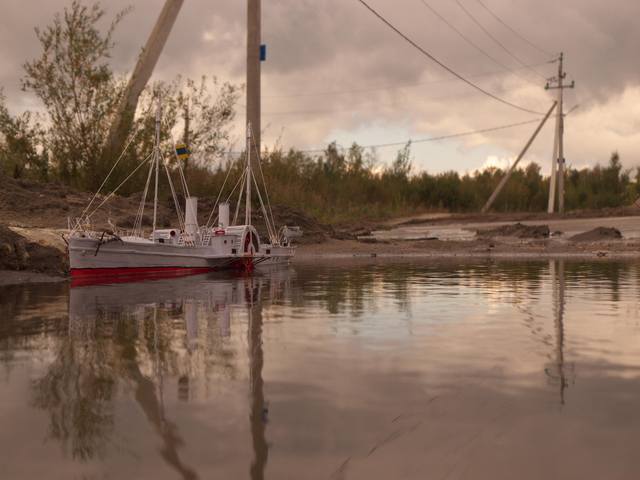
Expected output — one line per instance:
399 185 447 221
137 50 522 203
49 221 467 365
70 266 218 288
71 266 214 278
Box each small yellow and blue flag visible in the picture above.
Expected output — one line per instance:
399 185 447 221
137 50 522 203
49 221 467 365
175 143 190 161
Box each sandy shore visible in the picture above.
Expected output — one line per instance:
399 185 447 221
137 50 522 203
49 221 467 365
295 237 640 260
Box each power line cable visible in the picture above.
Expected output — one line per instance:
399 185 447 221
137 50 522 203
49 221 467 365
418 0 543 88
474 0 553 57
242 84 533 116
250 88 504 116
294 106 580 153
263 61 552 99
354 0 547 115
295 118 542 153
207 119 540 156
454 0 547 79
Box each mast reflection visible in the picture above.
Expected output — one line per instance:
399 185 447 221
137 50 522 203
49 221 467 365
247 279 268 480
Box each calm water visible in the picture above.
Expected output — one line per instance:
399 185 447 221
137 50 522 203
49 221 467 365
1 260 640 479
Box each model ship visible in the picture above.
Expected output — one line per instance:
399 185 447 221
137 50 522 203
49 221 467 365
67 101 299 280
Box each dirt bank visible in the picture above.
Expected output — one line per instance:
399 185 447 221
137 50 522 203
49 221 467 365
569 227 622 242
476 222 550 239
0 225 67 275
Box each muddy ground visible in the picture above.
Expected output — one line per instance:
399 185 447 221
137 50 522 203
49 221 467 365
1 173 640 282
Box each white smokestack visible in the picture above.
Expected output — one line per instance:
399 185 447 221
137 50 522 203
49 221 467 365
185 197 198 236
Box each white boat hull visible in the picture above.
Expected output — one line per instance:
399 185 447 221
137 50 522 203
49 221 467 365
69 235 294 278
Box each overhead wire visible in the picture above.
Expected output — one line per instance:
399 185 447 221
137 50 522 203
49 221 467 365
202 118 548 159
354 0 547 115
249 89 487 117
418 0 543 88
262 61 553 99
454 0 547 79
297 118 541 153
242 76 550 116
474 0 553 57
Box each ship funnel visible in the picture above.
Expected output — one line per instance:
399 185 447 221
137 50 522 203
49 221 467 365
219 202 230 228
185 197 198 236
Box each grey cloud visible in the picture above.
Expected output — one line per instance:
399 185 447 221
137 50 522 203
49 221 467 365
0 0 637 170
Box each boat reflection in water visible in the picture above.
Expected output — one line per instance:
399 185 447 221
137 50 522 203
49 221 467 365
65 267 291 480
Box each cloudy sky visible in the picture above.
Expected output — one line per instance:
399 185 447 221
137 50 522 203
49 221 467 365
1 0 638 173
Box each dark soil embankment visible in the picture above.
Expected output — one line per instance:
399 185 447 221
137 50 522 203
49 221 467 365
476 222 550 239
0 174 331 242
570 227 622 242
0 226 67 275
0 174 173 229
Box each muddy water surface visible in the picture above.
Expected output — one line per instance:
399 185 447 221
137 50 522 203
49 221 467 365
1 260 640 479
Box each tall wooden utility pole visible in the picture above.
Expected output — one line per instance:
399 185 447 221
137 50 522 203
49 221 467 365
103 0 184 161
247 0 262 154
546 52 574 214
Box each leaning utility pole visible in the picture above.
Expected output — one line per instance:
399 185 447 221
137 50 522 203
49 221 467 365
546 52 575 214
481 101 557 213
103 0 184 161
247 0 262 154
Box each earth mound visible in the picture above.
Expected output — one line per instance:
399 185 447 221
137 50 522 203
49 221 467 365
0 225 67 275
569 227 622 242
477 223 550 239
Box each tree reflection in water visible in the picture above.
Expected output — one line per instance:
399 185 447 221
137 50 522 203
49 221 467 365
26 269 290 479
30 333 115 461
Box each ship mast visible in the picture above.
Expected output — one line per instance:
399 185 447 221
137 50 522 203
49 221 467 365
245 124 252 226
153 97 161 234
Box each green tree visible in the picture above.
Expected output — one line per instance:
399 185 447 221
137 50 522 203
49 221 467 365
176 76 239 179
0 91 48 180
21 1 129 188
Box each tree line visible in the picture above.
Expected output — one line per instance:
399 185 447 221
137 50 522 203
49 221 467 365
191 146 638 223
0 1 638 224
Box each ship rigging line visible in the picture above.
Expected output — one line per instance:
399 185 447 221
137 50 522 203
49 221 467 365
84 152 155 223
251 138 278 243
73 125 143 232
355 0 546 115
454 0 546 79
474 0 553 57
205 150 236 228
